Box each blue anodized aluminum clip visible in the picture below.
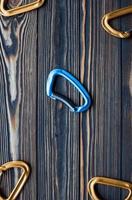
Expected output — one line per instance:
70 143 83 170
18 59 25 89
46 69 92 113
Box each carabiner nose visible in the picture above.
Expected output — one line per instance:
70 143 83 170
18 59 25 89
101 5 132 39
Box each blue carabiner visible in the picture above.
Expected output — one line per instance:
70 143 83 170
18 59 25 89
46 68 92 112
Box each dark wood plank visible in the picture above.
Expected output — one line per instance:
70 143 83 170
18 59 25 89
80 0 132 200
37 0 80 199
0 10 37 199
121 0 132 198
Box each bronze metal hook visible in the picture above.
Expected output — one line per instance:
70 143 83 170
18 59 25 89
101 5 132 38
87 177 132 200
0 0 45 17
0 161 30 200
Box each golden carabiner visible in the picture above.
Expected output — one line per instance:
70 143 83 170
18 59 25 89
0 161 30 200
87 177 132 200
101 5 132 39
0 0 45 17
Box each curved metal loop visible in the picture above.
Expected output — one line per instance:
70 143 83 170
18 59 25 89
101 5 132 38
87 177 132 200
0 0 45 17
0 161 30 200
46 68 92 113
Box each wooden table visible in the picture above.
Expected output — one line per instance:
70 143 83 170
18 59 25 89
0 0 132 199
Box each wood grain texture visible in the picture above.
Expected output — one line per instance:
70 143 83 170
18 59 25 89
80 0 132 200
37 1 80 199
121 1 132 199
0 10 37 199
0 0 132 200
